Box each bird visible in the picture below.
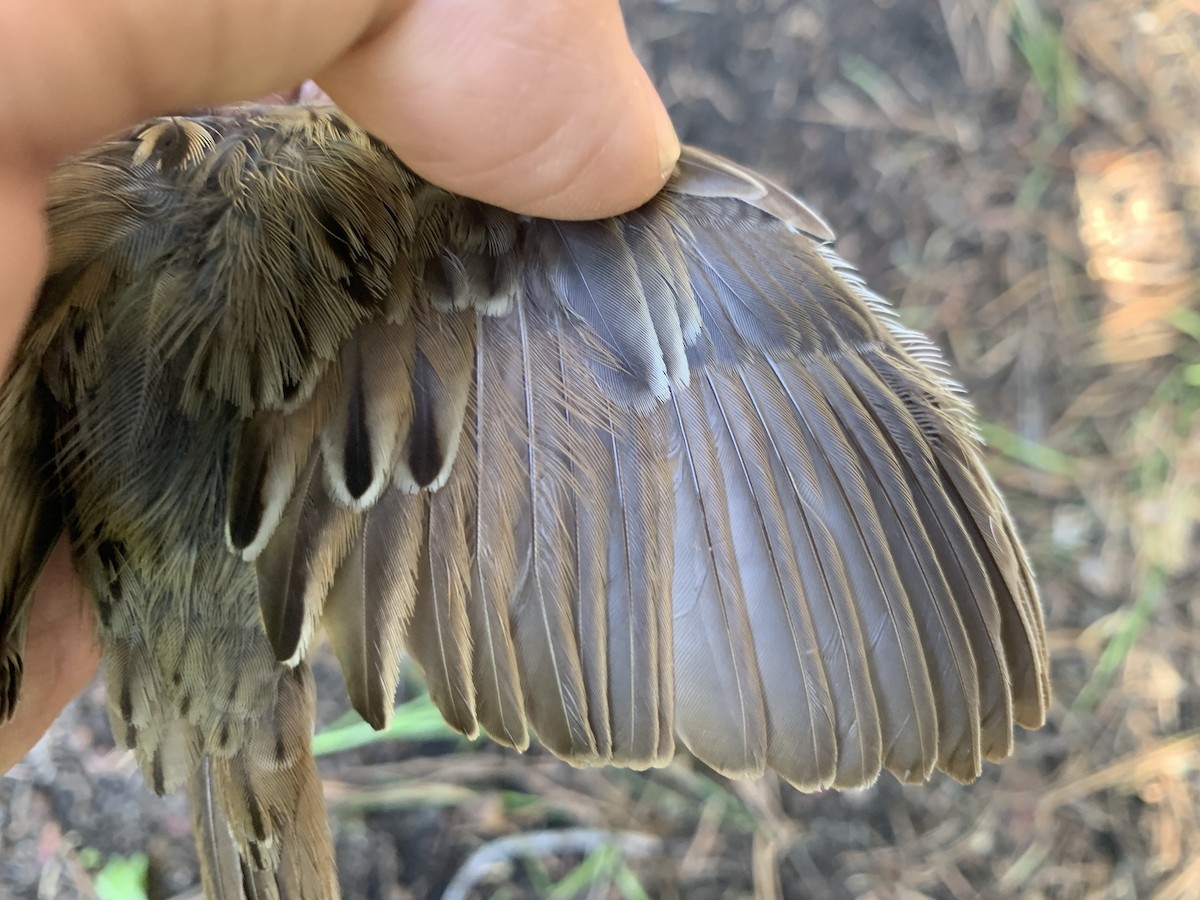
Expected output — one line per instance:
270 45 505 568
0 101 1050 899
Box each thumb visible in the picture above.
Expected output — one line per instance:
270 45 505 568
319 0 679 219
0 542 97 771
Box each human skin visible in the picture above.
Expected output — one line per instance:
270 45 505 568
0 0 679 771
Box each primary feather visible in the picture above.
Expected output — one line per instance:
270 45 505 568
0 104 1050 899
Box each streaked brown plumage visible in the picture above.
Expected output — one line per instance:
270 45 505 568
0 104 1049 898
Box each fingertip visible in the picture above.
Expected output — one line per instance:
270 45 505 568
0 166 48 371
319 0 678 219
648 69 683 184
507 47 680 219
0 543 97 772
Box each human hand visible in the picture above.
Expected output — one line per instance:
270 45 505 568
0 0 679 771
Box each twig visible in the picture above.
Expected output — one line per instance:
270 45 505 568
441 828 662 900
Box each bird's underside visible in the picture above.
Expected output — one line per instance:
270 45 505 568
0 104 1049 898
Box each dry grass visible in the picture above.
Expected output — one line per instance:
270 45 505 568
3 1 1199 897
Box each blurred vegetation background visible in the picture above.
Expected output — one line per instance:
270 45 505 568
3 0 1199 897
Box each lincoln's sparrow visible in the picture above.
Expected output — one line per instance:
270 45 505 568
0 104 1049 898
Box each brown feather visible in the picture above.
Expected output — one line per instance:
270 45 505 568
228 376 337 560
700 365 841 788
210 664 336 899
321 322 414 509
670 377 768 778
255 455 360 665
411 463 479 737
399 308 475 491
192 757 250 900
322 491 422 729
393 308 478 734
601 399 677 767
782 358 940 783
463 322 531 751
500 300 597 761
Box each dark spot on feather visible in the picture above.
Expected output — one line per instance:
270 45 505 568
343 362 374 500
119 680 134 722
125 724 138 750
2 660 20 718
145 122 192 174
319 211 378 310
249 799 267 842
266 585 305 663
406 428 443 489
281 373 302 404
248 841 265 870
202 164 225 199
406 357 444 488
96 597 112 628
172 670 183 687
218 721 231 749
32 269 83 332
326 113 353 137
97 540 126 600
277 320 315 409
179 694 191 717
422 257 453 308
228 452 269 552
366 133 394 159
246 354 263 407
488 253 513 295
275 735 288 764
240 859 256 893
151 752 165 795
97 539 124 570
73 324 88 355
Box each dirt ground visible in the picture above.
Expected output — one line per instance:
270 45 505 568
3 0 1199 897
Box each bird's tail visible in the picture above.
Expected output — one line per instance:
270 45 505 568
185 664 336 900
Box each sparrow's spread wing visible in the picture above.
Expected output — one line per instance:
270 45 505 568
10 106 1049 794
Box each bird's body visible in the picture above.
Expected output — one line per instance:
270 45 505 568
0 104 1048 898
